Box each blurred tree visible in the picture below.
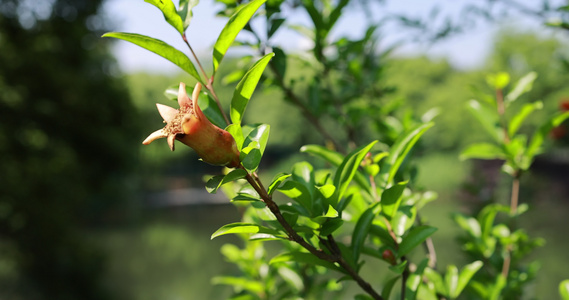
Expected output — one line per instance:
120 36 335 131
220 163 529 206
0 0 138 299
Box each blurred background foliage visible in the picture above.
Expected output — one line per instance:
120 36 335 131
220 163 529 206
1 0 568 299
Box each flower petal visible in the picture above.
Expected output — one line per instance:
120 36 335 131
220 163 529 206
177 82 191 108
156 103 178 123
191 83 206 121
143 129 167 145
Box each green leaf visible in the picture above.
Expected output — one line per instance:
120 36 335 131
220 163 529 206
398 225 437 257
389 260 408 274
230 53 274 125
270 251 347 274
177 0 200 31
211 222 280 239
525 111 569 161
381 181 407 218
268 173 291 196
301 145 372 194
206 169 248 193
391 206 417 237
454 261 483 298
489 274 506 300
213 0 267 72
486 72 510 90
226 123 244 150
334 141 378 205
278 180 312 214
560 279 569 300
425 268 446 296
505 72 537 104
240 146 262 172
351 203 380 263
453 213 481 238
323 205 338 218
460 143 506 161
272 46 287 78
445 265 459 299
144 0 185 35
244 124 270 155
320 218 343 236
381 276 400 300
382 123 433 186
369 224 396 248
509 101 543 137
102 32 202 83
466 100 501 142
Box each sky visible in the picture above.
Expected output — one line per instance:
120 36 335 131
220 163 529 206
102 0 559 74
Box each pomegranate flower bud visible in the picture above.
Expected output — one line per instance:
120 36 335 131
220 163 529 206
143 82 240 168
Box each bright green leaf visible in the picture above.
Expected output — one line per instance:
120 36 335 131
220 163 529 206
334 141 378 205
445 265 459 299
389 260 408 274
226 123 244 150
206 169 247 194
211 222 280 239
509 101 543 137
230 53 274 125
270 251 347 274
486 72 510 90
213 0 266 72
525 111 569 161
466 100 501 142
268 173 291 196
460 143 506 161
425 268 447 296
244 124 270 155
177 0 200 30
144 0 185 35
398 225 437 257
278 180 312 214
560 279 569 300
102 32 202 82
324 205 338 218
455 261 483 298
351 203 380 262
240 146 262 172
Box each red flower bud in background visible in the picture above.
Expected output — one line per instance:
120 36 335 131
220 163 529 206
382 249 397 265
143 82 240 167
560 99 569 111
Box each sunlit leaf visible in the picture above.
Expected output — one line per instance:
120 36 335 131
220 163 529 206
351 203 380 262
177 0 200 30
525 111 569 161
102 32 202 83
211 222 281 239
505 72 537 104
445 265 459 299
206 169 248 194
213 0 266 72
381 181 407 218
144 0 185 35
466 100 501 142
230 53 274 125
334 141 377 205
460 143 506 161
270 251 347 274
560 279 569 300
454 261 483 298
268 173 291 196
509 101 543 137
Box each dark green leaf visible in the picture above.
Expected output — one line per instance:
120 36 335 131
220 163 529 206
320 218 343 236
240 146 262 172
144 0 185 35
230 53 275 125
486 72 510 90
268 18 285 37
211 222 280 239
213 0 267 72
334 141 378 205
381 181 407 218
389 260 408 274
351 203 380 262
369 224 396 248
271 47 287 78
424 268 446 296
398 225 437 257
244 124 270 155
460 143 506 161
102 32 202 82
206 169 247 194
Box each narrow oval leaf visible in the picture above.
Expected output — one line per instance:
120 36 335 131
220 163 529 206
244 124 270 155
525 111 569 160
213 0 267 72
455 260 483 297
459 143 506 161
381 276 400 300
509 101 543 137
278 180 312 214
230 53 275 125
334 141 378 205
226 123 244 150
145 0 184 35
351 203 379 262
381 181 407 218
381 122 433 186
177 0 200 30
505 71 537 104
268 173 291 196
466 100 501 142
445 265 459 298
398 225 437 257
211 222 280 239
102 32 202 83
301 144 371 194
206 169 248 194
